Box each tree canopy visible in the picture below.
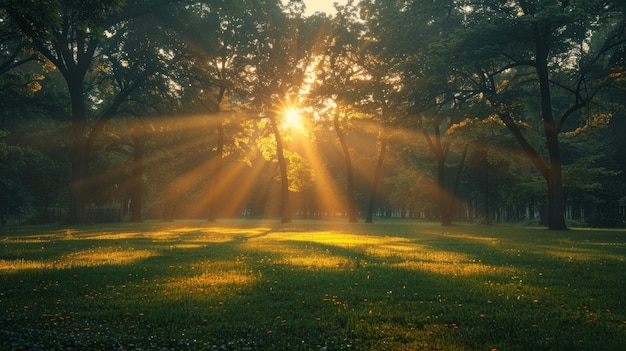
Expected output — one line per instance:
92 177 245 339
1 0 624 228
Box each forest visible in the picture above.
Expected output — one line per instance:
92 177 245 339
1 0 625 229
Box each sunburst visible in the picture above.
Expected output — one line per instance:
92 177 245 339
282 107 306 133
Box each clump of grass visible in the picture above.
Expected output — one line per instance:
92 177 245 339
1 219 625 350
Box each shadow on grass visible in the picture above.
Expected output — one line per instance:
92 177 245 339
1 220 625 350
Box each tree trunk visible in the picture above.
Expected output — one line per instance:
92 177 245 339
422 126 451 226
535 24 567 230
129 133 144 223
200 87 227 223
546 150 567 229
207 122 224 222
67 76 88 224
448 143 468 223
270 115 291 223
484 158 490 225
437 152 452 226
334 114 358 222
477 143 491 224
365 135 387 223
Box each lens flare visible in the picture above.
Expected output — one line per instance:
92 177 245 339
282 108 306 133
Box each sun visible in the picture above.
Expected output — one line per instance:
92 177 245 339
281 107 306 133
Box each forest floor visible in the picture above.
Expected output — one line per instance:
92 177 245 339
1 219 625 350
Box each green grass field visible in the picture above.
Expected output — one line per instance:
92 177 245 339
1 220 625 350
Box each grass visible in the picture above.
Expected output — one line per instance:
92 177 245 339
0 219 625 350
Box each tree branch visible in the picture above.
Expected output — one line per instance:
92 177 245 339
499 111 550 180
85 71 149 153
0 46 38 75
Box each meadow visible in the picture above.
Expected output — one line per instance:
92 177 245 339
0 219 625 350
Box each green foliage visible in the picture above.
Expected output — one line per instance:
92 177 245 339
0 220 625 350
0 131 69 222
1 0 625 226
286 150 314 193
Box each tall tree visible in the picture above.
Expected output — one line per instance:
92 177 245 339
241 3 325 223
380 0 626 229
178 1 269 222
3 0 187 223
308 7 360 222
456 0 626 229
5 0 114 222
359 0 463 224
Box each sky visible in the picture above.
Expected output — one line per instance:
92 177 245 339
301 0 349 16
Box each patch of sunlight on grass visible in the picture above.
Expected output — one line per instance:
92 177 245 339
364 243 470 263
148 231 184 242
168 244 206 249
239 239 352 269
392 260 514 276
279 255 351 269
167 272 254 290
167 227 214 233
277 231 471 261
163 225 272 236
162 260 255 293
62 248 156 267
0 248 156 271
183 235 237 244
5 229 147 242
264 231 409 249
0 259 48 271
146 226 271 243
244 231 475 269
439 232 500 242
2 233 69 243
538 246 625 261
79 232 144 240
205 227 272 235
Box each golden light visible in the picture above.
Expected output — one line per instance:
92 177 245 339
0 248 157 271
281 107 307 133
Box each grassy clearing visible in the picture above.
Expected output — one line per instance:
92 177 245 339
1 220 625 350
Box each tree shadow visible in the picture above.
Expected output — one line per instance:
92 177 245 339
1 222 625 350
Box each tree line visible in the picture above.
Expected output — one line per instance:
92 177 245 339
1 0 625 229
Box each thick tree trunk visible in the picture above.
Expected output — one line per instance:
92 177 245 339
546 142 567 229
496 24 568 230
270 115 291 223
334 114 357 223
129 133 144 223
365 136 387 223
535 25 567 230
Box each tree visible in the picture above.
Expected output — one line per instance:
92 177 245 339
390 0 626 229
240 3 325 223
3 0 191 223
101 6 196 222
321 1 413 224
448 1 623 230
308 7 360 222
176 1 260 222
359 0 471 225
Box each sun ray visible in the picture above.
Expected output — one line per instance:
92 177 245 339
293 131 345 216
